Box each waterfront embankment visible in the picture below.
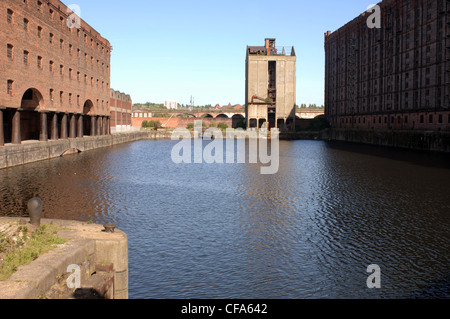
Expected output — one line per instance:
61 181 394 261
0 217 128 299
324 128 450 153
0 130 173 170
2 127 449 170
0 129 325 170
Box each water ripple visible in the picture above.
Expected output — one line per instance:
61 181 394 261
0 140 449 298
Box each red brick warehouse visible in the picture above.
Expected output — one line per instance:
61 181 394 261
324 0 450 132
0 0 113 145
110 89 132 132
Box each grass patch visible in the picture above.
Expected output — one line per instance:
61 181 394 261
0 224 66 281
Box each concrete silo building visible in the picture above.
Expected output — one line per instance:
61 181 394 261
245 38 296 131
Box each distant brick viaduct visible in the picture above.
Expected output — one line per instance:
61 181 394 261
131 109 325 129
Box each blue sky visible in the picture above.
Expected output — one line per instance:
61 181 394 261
72 0 376 106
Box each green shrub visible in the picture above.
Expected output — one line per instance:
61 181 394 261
217 123 228 131
142 120 162 129
0 224 66 281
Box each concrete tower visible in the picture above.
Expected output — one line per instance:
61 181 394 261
245 38 296 131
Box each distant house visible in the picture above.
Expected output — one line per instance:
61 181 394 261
164 101 178 110
215 104 221 109
233 104 243 109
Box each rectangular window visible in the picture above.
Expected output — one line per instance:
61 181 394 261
37 1 43 11
7 80 13 95
49 60 54 72
69 93 72 105
429 115 433 124
37 26 42 38
439 114 443 124
60 39 64 49
69 68 73 79
37 56 42 68
77 71 80 81
49 33 54 44
7 9 13 24
69 44 73 55
7 44 13 58
23 50 29 64
49 89 54 100
23 18 29 31
60 91 64 103
77 95 80 106
60 65 64 75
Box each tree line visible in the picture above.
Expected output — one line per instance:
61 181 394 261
296 104 324 109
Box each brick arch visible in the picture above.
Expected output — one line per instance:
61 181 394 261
215 114 229 119
82 99 95 136
20 88 44 110
231 114 245 128
20 88 44 141
83 99 94 115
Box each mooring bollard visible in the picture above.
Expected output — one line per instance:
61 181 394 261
28 197 43 227
103 223 117 233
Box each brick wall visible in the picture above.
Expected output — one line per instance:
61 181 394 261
0 0 111 116
132 117 234 129
109 89 132 127
324 0 450 132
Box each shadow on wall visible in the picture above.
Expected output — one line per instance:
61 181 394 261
296 116 330 132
